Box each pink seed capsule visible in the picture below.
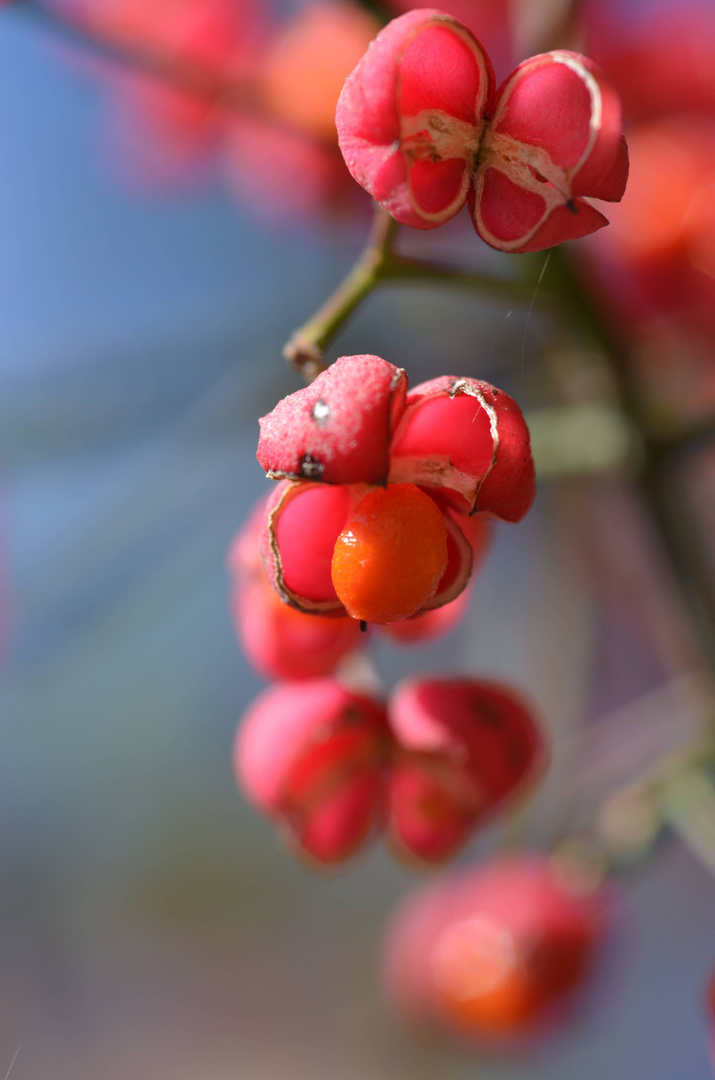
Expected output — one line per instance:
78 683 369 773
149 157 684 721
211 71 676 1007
257 354 408 486
337 9 495 229
386 678 546 863
381 586 473 645
382 856 611 1040
230 573 364 681
235 679 390 865
472 51 629 253
389 376 535 521
337 12 628 251
260 480 361 614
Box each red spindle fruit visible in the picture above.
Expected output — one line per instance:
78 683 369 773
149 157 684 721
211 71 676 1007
336 10 627 251
235 679 390 865
383 856 611 1039
386 678 545 862
389 376 535 520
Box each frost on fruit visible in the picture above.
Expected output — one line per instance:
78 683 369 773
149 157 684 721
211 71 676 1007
336 10 628 252
389 376 535 521
235 678 389 865
386 678 546 862
257 354 408 485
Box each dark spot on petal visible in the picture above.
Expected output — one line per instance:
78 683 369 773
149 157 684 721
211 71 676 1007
472 699 503 728
566 199 578 214
299 454 324 480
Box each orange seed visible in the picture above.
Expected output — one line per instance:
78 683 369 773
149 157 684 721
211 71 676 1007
331 484 448 624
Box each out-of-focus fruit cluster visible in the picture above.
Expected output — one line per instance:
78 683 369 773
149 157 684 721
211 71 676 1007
583 1 715 423
46 0 381 215
235 676 545 865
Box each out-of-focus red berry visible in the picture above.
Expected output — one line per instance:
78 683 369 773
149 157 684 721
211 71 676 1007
586 2 715 123
386 679 545 862
259 1 380 142
585 117 715 352
235 678 390 865
60 0 263 158
231 573 363 682
225 117 349 219
228 498 364 680
382 856 610 1039
337 10 628 251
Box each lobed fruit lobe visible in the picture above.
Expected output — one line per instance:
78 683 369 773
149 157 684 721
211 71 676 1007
257 354 408 486
386 678 546 862
389 376 535 521
235 678 389 865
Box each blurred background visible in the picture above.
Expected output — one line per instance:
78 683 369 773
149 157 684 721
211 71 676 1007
2 0 715 1076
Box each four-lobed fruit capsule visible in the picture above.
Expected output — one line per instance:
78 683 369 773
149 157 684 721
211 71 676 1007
336 8 628 252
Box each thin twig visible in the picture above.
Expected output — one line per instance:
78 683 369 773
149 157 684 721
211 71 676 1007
283 207 398 380
283 206 542 381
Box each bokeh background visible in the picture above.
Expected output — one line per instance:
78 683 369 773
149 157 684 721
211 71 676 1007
2 0 715 1076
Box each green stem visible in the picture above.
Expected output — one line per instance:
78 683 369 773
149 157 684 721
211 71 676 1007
283 208 399 380
283 207 541 380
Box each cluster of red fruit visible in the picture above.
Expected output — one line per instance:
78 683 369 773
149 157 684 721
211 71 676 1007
229 353 533 682
230 353 540 865
236 676 544 866
383 856 611 1040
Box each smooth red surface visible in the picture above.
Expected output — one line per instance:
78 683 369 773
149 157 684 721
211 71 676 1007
274 485 353 603
390 377 535 522
382 856 610 1038
386 678 545 862
235 679 389 864
231 574 362 681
